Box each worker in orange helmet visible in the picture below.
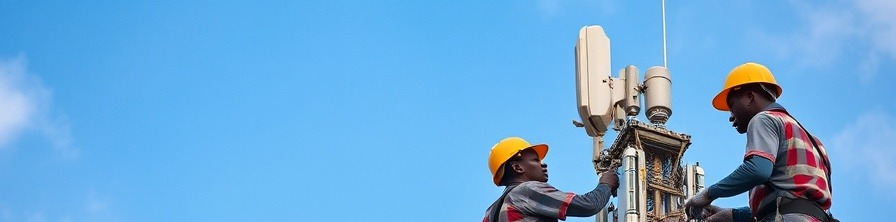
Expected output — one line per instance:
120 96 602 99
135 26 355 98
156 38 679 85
483 137 619 222
683 62 837 222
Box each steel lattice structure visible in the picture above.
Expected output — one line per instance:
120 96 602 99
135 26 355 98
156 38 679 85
596 120 692 222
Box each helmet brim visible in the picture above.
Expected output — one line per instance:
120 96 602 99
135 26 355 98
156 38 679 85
530 144 549 161
712 87 732 111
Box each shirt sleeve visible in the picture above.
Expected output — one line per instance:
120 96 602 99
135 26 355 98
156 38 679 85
509 182 613 220
707 155 774 199
744 113 782 163
565 184 612 217
508 182 577 220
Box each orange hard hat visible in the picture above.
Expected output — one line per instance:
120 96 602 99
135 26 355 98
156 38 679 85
488 137 548 186
712 62 783 111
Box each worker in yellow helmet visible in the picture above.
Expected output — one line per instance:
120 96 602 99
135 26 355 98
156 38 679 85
482 137 619 222
683 62 837 222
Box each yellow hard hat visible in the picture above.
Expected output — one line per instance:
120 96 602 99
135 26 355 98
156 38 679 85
488 137 548 186
712 62 783 111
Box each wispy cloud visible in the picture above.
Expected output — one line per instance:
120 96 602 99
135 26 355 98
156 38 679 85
0 55 76 159
84 189 121 222
830 110 896 197
855 0 896 58
25 211 45 222
0 57 34 146
537 0 562 17
758 0 896 83
86 191 110 214
535 0 617 19
0 190 116 222
1 206 11 221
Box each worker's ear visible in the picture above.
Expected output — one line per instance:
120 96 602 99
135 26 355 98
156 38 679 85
511 163 525 174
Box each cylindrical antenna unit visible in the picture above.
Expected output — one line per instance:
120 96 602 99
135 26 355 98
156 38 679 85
643 66 672 125
623 65 640 117
611 73 626 131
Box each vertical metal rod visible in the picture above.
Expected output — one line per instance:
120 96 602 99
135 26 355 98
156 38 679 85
593 136 607 222
662 0 668 68
593 136 604 173
653 155 662 218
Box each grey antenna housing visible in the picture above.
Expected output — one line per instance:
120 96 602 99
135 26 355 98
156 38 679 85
643 66 672 125
623 65 640 117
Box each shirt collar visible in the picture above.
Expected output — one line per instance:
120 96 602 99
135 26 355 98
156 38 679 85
764 102 785 111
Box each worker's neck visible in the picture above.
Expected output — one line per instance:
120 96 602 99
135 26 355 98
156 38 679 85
755 100 773 111
504 179 529 186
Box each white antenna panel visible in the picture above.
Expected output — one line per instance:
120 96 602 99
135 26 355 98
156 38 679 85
575 25 613 136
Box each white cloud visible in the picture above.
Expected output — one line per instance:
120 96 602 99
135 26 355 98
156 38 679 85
0 57 34 146
1 206 11 221
0 191 115 222
0 56 76 158
855 0 896 58
26 211 46 222
86 192 110 214
537 0 562 17
830 110 896 196
760 0 896 82
535 0 617 19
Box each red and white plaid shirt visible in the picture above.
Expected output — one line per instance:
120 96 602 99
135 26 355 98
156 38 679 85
745 106 832 216
482 181 575 222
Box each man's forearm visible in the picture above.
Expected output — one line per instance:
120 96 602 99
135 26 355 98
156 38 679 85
708 155 773 199
732 207 752 222
565 184 612 217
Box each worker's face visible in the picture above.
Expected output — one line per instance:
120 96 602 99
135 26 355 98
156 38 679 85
510 149 549 183
726 89 754 134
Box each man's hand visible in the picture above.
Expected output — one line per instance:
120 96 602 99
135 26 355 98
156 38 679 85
702 205 733 222
598 171 619 191
684 190 714 219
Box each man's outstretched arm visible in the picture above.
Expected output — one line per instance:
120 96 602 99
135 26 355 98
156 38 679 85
565 184 613 216
707 155 774 199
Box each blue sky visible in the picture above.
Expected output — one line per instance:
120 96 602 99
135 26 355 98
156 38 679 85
1 1 894 221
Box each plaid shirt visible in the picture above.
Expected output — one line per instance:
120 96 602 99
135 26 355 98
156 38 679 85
482 181 576 222
744 105 832 218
